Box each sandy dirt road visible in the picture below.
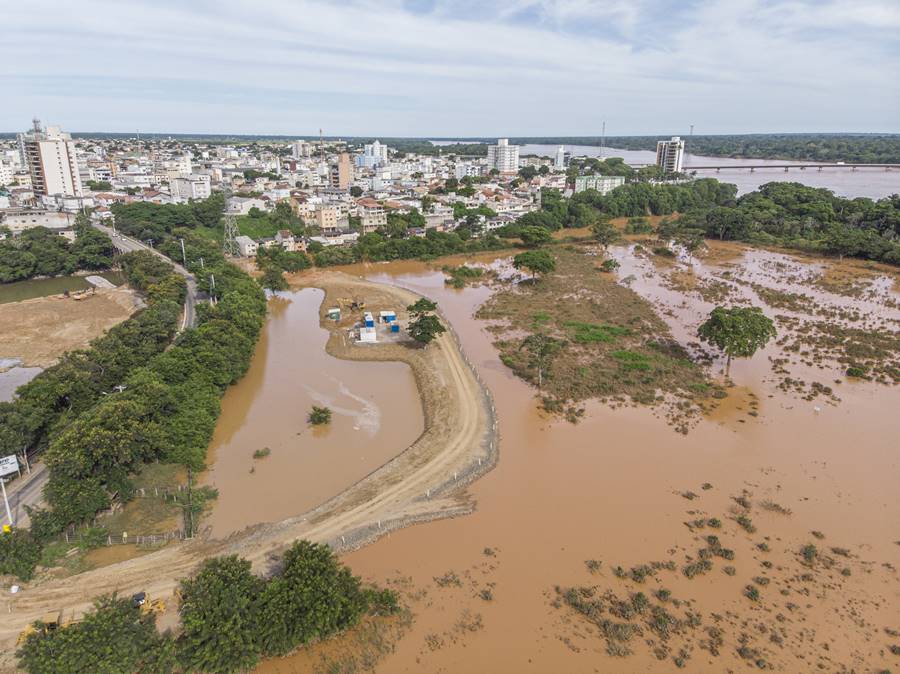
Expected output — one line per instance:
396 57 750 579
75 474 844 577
0 271 496 667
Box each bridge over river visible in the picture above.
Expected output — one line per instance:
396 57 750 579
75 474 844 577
630 163 899 172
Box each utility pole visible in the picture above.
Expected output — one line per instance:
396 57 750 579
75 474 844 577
1 478 12 528
180 238 187 267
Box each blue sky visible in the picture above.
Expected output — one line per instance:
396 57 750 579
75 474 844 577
2 0 898 136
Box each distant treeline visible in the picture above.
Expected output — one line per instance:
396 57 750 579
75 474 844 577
0 218 114 283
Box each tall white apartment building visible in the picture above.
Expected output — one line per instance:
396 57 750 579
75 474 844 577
170 175 211 201
555 145 566 170
18 120 84 197
487 138 519 174
356 140 389 169
656 136 685 173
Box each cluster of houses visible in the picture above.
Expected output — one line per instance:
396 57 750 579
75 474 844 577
0 129 610 249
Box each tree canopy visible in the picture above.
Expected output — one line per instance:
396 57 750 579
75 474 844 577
698 306 777 372
513 250 556 280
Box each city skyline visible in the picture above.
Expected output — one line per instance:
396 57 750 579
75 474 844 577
3 0 899 136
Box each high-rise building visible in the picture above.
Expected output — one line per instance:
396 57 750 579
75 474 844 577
330 152 354 190
655 136 685 173
18 120 83 197
555 145 566 170
292 140 313 159
487 138 519 174
357 140 389 168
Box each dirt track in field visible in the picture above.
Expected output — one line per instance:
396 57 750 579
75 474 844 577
0 271 496 669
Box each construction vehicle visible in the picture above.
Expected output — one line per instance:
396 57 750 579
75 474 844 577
17 610 62 646
132 591 166 615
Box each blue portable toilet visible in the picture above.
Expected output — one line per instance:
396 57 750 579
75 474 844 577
364 312 375 328
391 323 400 333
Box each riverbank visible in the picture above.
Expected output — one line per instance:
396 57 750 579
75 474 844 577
0 270 497 669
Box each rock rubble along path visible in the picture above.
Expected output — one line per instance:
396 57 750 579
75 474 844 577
0 271 496 664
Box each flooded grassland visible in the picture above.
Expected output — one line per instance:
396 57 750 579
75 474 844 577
264 244 899 673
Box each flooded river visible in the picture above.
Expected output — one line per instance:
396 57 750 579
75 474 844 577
257 250 899 673
203 288 423 537
527 144 900 199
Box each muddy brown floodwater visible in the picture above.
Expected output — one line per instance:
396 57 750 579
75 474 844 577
203 288 423 537
258 248 899 674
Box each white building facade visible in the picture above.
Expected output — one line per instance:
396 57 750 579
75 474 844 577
573 175 626 195
18 122 84 197
656 136 686 173
487 138 519 174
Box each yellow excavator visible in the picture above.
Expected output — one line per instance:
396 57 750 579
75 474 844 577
17 610 66 646
131 591 165 615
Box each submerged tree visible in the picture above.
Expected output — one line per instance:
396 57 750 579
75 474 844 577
698 306 776 374
308 406 332 425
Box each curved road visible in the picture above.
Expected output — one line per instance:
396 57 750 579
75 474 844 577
91 221 198 330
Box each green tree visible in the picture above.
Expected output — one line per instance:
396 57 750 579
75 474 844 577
406 298 446 345
519 226 552 247
350 185 363 197
698 306 776 374
259 265 287 292
520 333 563 389
178 555 264 673
256 541 368 656
513 250 555 281
592 219 619 249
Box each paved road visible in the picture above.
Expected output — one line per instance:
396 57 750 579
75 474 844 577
2 463 46 529
92 222 198 330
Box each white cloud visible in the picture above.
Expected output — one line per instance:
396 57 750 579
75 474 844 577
1 0 896 135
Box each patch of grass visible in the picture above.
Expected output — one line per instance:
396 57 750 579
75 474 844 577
252 447 271 459
443 264 485 288
611 350 652 371
564 321 632 344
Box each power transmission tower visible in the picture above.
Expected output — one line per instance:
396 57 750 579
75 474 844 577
223 214 240 257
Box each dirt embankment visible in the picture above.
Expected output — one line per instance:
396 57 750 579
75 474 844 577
0 287 142 368
0 271 496 667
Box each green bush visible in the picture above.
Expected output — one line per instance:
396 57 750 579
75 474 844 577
0 529 42 581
